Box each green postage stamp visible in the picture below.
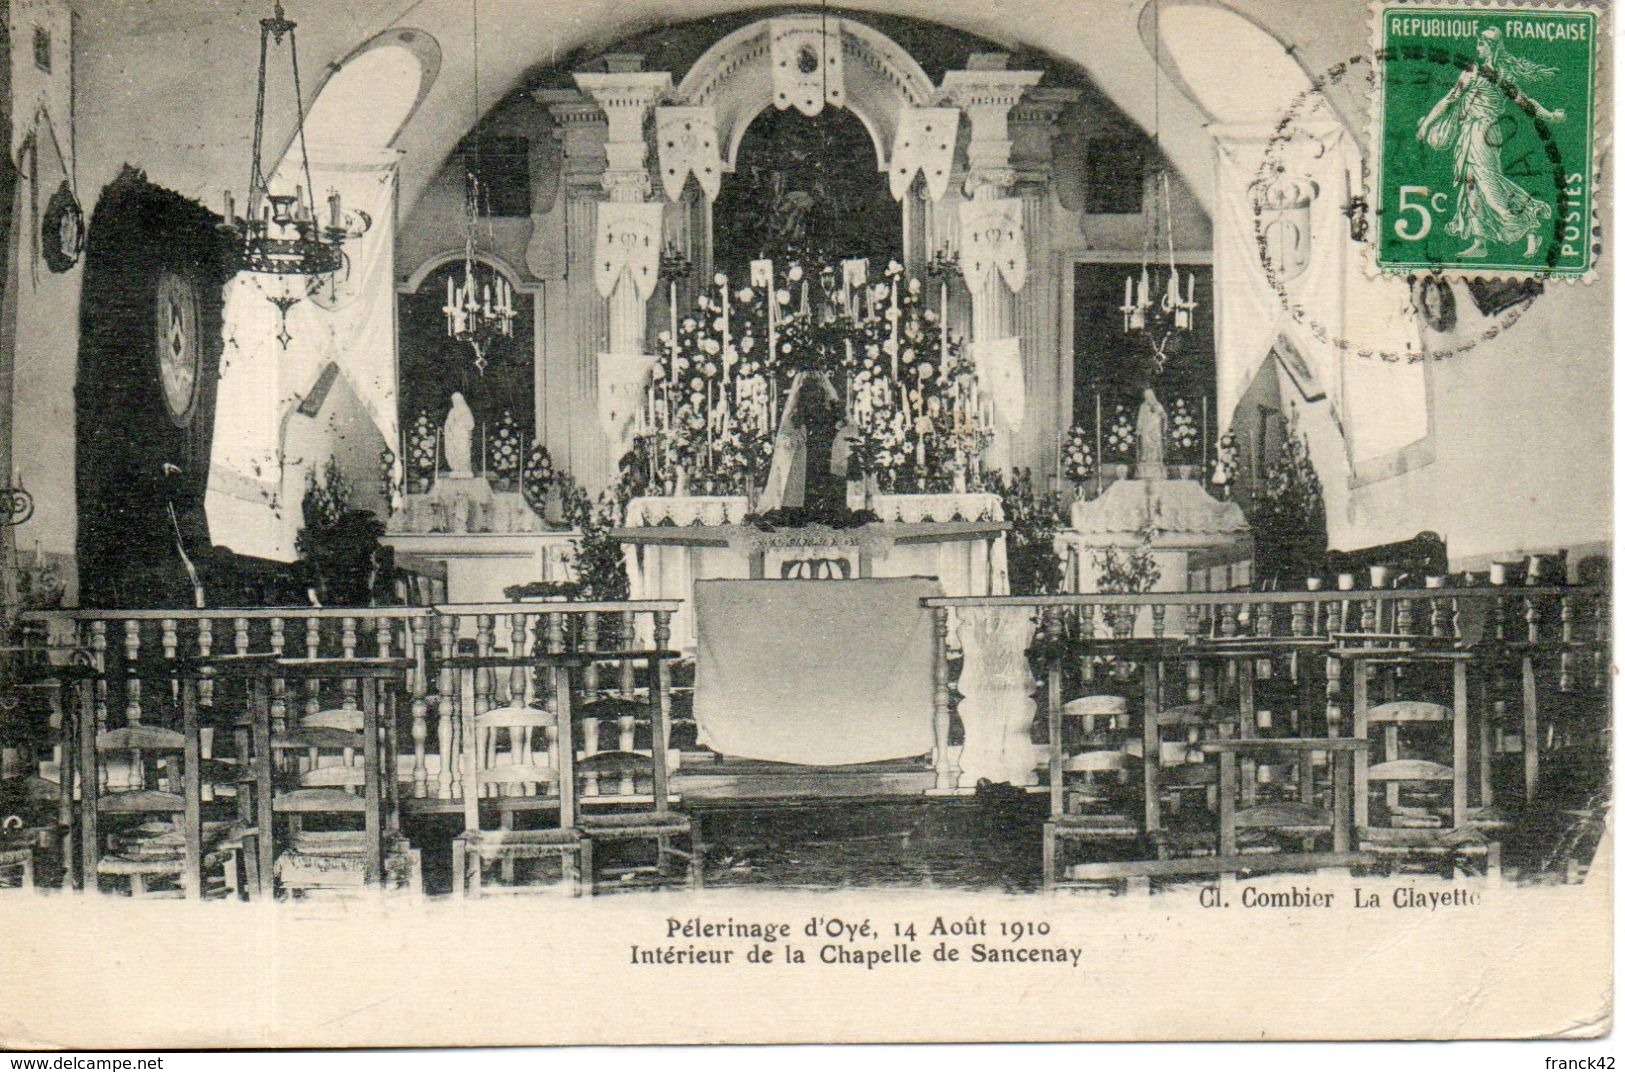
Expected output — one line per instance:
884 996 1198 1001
1373 2 1600 277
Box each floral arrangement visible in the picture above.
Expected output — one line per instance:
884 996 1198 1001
405 410 438 479
1211 431 1238 491
521 439 560 515
643 258 982 497
1061 425 1095 483
1247 411 1327 586
1169 396 1200 457
1104 404 1137 460
489 410 523 481
377 447 400 500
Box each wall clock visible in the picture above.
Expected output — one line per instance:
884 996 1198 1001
41 180 84 273
155 271 201 427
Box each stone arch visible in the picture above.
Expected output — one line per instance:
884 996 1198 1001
674 14 937 175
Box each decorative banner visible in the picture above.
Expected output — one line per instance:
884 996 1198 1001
1251 172 1318 283
749 259 775 289
655 106 723 203
594 202 664 302
975 337 1025 431
10 0 73 171
769 16 845 116
959 198 1027 293
888 107 959 202
598 351 657 450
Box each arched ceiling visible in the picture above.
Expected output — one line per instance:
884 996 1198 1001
71 0 1375 220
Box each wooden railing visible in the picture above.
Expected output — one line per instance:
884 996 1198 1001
13 601 681 807
921 586 1610 797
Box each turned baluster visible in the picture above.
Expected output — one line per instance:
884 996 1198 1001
268 617 287 737
545 612 566 704
340 616 359 709
1558 595 1575 692
1291 600 1308 638
1078 604 1096 685
123 620 142 726
582 712 601 797
475 615 495 719
620 610 637 698
1396 598 1413 638
508 615 528 706
90 621 109 793
582 611 600 696
931 606 954 791
304 617 322 719
1257 602 1274 639
1359 596 1377 635
1150 604 1166 641
409 618 429 798
435 614 457 800
1430 596 1447 639
1220 602 1238 639
162 618 180 703
197 617 214 708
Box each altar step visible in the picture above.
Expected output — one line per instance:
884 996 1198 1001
672 754 938 803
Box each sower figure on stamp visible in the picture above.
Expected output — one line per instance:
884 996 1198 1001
1416 26 1567 259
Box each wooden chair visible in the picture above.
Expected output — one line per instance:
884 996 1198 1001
1346 646 1501 881
571 625 700 893
257 658 421 898
450 648 588 897
1041 690 1138 892
79 678 207 897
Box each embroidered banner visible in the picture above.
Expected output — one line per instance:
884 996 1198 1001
594 201 663 302
750 258 775 289
769 16 845 116
960 198 1027 293
655 106 723 203
598 350 657 450
888 107 959 202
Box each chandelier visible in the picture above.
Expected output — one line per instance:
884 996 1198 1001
440 0 515 373
442 173 515 374
1119 0 1198 371
220 2 352 349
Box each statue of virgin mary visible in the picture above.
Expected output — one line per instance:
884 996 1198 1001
758 371 858 514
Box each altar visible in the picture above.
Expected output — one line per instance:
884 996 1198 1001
616 493 1010 652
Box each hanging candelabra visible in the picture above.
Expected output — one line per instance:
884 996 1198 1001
219 2 359 349
1119 0 1198 371
441 0 515 373
443 172 516 373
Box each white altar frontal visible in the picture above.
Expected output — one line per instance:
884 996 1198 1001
618 493 1010 652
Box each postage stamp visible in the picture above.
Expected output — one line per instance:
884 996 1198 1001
1372 2 1600 277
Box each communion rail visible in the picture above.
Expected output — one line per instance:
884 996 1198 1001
13 601 681 807
921 586 1610 797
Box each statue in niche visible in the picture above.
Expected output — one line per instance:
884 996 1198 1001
1136 386 1168 481
443 391 476 476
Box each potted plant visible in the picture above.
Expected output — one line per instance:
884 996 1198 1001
1247 413 1327 589
1092 522 1162 636
296 457 389 607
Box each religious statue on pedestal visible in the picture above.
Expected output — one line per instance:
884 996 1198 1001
759 371 860 516
1135 386 1168 481
443 392 475 477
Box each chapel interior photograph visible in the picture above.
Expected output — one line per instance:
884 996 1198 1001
0 0 1609 900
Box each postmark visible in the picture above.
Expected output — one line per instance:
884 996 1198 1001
1371 1 1600 278
1253 53 1551 362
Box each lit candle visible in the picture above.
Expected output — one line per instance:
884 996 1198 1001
328 190 341 229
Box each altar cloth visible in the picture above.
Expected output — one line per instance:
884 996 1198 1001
692 577 942 766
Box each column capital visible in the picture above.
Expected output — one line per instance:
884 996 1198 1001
574 71 672 202
939 67 1043 198
1011 87 1080 188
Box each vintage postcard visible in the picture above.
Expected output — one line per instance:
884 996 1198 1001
0 0 1612 1051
